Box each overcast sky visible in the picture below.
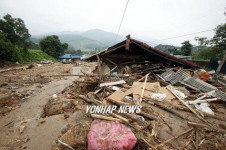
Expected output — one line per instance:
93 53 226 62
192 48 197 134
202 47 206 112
0 0 225 46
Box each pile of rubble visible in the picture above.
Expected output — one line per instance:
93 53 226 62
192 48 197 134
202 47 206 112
39 37 226 149
43 61 226 149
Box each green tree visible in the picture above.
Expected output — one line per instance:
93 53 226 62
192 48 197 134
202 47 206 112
167 48 181 55
194 23 225 59
39 35 68 58
192 47 216 59
0 14 31 50
65 49 76 54
195 37 208 48
0 14 32 62
181 41 193 56
0 33 19 61
75 49 83 55
210 23 226 57
31 43 40 50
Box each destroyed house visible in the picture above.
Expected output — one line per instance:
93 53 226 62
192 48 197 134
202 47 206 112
85 35 199 71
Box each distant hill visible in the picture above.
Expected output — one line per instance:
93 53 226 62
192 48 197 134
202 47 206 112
154 44 180 52
154 44 202 53
30 29 126 51
81 29 125 46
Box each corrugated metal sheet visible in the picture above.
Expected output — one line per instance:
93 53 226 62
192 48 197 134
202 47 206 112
161 68 191 84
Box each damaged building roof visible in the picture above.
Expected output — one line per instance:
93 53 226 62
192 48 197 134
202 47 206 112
85 35 199 69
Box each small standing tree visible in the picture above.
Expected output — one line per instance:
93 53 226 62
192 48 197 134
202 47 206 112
39 35 68 58
181 41 193 56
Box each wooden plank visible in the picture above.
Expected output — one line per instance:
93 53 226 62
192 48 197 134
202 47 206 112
166 85 206 122
139 74 148 103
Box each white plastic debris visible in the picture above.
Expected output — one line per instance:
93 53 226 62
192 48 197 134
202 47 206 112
37 64 42 67
52 94 57 98
100 80 126 87
195 103 214 115
149 93 166 101
174 90 187 99
125 96 132 100
111 86 120 91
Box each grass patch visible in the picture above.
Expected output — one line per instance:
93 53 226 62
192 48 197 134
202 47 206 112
21 50 57 63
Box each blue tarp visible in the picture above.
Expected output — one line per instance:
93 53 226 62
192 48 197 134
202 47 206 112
59 53 81 59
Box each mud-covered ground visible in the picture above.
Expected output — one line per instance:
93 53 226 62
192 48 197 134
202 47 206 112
0 62 225 150
0 63 75 116
0 62 97 149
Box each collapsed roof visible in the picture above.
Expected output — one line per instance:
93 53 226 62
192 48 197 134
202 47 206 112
85 35 199 69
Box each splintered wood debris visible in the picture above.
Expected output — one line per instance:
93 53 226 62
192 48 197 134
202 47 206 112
49 61 226 150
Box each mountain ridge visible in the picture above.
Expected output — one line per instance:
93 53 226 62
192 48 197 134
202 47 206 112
30 29 126 51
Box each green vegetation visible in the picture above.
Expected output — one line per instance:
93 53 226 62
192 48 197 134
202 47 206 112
180 41 193 56
154 44 180 52
20 50 56 63
193 23 225 60
0 14 33 62
39 35 68 58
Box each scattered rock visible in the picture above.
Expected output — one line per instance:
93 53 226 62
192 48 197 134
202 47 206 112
43 101 63 117
87 92 96 100
19 125 27 134
75 112 86 124
20 145 27 149
8 129 14 133
62 100 74 111
64 113 69 119
61 124 70 134
39 119 46 124
59 124 89 149
27 64 35 69
23 137 30 143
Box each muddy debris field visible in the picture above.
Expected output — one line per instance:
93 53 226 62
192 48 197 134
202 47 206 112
0 61 226 150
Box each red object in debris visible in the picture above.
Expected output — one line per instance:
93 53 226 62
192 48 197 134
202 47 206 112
87 120 137 150
199 72 210 82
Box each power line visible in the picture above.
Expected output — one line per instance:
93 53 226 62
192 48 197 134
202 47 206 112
147 29 214 43
114 0 130 41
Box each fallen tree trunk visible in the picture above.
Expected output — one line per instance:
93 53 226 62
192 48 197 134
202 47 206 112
0 66 28 73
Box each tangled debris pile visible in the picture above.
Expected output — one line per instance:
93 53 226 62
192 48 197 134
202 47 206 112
41 37 226 150
45 61 226 149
